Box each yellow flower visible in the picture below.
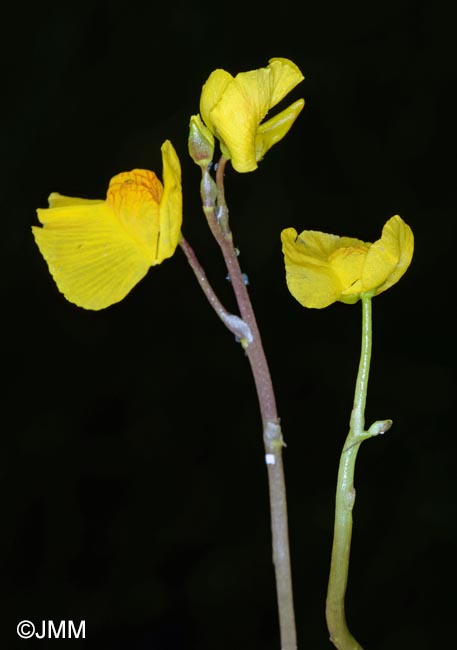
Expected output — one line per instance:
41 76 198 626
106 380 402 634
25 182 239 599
197 57 304 172
281 215 414 308
32 140 182 310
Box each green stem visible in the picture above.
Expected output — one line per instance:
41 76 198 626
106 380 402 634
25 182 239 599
198 157 297 650
326 293 391 650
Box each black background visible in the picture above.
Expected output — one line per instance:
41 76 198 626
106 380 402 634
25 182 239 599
2 1 455 648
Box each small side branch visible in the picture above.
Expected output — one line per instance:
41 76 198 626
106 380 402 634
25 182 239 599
179 235 253 344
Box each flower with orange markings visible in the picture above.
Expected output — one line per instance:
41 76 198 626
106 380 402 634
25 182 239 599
32 140 182 310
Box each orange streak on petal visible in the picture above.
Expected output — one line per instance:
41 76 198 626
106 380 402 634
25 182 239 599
106 169 163 256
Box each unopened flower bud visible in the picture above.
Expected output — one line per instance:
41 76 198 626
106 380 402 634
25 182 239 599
188 114 215 168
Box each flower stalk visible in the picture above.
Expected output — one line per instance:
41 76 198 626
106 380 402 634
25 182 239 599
194 156 297 650
325 293 392 650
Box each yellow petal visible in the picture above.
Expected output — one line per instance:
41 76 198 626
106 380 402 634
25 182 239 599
107 168 163 257
157 140 183 263
210 67 272 172
363 215 414 294
267 58 305 108
48 193 103 208
33 201 153 310
293 229 363 261
256 98 305 162
200 69 233 132
329 242 370 299
281 228 342 308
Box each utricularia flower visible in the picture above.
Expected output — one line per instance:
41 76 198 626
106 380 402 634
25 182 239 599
281 215 414 308
193 57 305 173
32 140 182 310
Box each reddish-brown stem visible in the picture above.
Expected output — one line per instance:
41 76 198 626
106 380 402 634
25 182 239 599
197 156 297 650
179 235 253 343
